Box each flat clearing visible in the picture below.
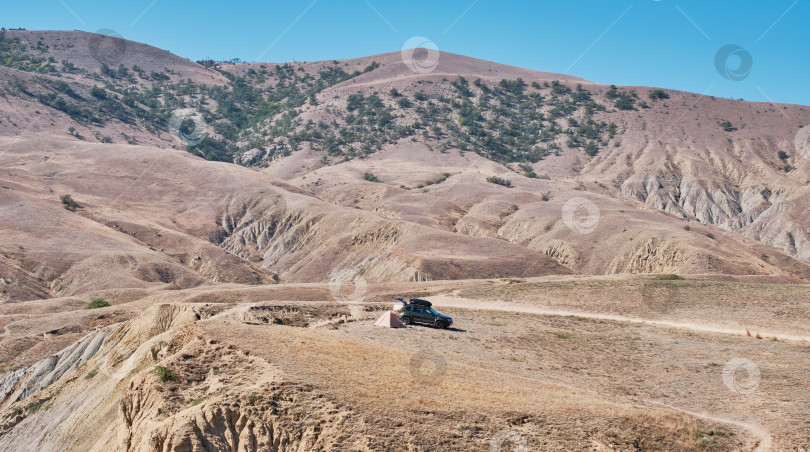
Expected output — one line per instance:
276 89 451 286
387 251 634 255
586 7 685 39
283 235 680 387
2 276 806 450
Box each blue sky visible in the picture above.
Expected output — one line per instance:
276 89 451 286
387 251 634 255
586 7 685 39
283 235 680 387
4 0 809 105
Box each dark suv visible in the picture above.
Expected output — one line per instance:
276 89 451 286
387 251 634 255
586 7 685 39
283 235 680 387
399 303 453 329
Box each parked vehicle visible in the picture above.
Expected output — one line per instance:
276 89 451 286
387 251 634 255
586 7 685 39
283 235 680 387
396 298 452 329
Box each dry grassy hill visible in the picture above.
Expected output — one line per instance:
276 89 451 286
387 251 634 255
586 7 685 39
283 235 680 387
0 29 809 451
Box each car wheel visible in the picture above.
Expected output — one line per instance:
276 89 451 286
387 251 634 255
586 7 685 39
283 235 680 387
401 316 412 325
435 320 445 329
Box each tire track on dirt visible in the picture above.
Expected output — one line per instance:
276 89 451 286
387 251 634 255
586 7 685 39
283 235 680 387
432 295 780 450
646 401 773 452
432 295 810 343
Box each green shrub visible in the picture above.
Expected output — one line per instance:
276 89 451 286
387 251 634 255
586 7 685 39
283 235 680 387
26 402 43 413
649 89 669 100
778 150 789 160
363 172 381 183
89 86 107 99
719 121 737 132
656 274 684 280
60 194 79 211
584 141 599 156
614 96 635 111
486 176 512 187
424 172 451 186
153 366 178 383
86 298 110 309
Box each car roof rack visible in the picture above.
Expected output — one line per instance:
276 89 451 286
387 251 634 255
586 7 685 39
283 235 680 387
408 298 432 307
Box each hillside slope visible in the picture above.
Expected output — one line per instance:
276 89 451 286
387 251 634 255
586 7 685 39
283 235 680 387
0 29 809 302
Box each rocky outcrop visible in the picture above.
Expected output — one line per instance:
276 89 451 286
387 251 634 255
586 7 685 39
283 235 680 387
0 303 375 452
544 240 579 269
622 166 810 260
607 238 688 274
0 327 111 410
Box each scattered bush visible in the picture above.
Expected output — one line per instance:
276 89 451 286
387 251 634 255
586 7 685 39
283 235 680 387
26 402 43 413
60 194 79 211
719 121 737 132
363 172 381 183
86 298 109 309
424 172 451 186
584 141 599 156
486 176 512 187
89 86 107 99
153 366 178 382
649 89 669 100
778 150 789 160
208 227 228 244
614 96 635 111
656 274 684 280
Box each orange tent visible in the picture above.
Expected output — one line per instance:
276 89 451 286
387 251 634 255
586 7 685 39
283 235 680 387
373 311 405 328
